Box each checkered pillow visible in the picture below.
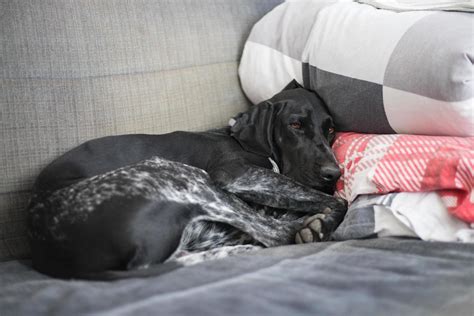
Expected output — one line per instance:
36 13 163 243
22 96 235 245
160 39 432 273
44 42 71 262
239 0 473 136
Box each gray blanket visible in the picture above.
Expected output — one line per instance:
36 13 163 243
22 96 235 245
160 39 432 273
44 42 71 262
2 238 473 316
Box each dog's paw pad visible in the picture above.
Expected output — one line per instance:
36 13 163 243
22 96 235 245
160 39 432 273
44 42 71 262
296 213 329 244
303 213 326 227
303 213 327 226
300 228 314 243
295 232 303 244
295 227 315 244
308 219 322 233
323 207 332 214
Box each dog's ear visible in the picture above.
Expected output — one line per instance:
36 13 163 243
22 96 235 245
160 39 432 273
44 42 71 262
230 102 277 157
281 79 303 91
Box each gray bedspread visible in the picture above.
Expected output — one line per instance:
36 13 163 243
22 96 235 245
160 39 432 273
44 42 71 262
2 238 473 316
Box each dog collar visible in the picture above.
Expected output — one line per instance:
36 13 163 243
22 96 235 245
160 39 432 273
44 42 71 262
268 157 280 174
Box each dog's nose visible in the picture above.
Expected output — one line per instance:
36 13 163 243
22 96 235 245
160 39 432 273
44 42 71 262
320 165 341 183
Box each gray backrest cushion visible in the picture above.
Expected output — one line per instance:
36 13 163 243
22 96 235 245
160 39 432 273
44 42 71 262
0 0 283 261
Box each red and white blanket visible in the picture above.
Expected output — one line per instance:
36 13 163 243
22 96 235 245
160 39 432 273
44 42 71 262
333 133 474 223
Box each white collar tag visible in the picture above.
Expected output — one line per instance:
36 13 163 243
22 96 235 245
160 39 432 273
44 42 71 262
268 157 280 174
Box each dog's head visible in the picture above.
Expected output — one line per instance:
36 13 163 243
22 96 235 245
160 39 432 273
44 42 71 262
230 80 340 194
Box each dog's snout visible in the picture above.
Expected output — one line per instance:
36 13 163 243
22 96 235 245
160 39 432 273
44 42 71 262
320 165 341 183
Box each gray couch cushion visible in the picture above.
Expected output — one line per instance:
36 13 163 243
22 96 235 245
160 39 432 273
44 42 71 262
2 239 473 315
0 0 283 261
239 1 473 136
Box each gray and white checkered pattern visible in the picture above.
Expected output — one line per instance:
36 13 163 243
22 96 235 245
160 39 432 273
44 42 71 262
239 0 473 135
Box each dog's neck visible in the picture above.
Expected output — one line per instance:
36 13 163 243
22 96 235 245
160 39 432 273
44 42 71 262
229 118 281 173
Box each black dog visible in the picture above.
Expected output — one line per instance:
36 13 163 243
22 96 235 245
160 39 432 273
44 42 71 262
27 80 347 280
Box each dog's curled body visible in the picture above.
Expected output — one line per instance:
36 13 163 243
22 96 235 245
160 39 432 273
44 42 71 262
28 157 303 277
27 80 348 280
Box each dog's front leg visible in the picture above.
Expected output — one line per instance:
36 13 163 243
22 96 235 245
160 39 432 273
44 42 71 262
210 164 347 243
211 165 346 213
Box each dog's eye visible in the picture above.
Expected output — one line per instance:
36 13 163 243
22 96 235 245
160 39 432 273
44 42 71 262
328 127 335 134
290 122 302 129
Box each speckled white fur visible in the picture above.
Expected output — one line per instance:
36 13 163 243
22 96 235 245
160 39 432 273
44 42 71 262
28 157 301 260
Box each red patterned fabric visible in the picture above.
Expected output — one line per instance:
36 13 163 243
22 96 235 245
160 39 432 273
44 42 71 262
333 133 474 223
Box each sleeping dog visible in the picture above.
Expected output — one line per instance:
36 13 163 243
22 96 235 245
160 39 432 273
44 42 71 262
27 80 347 280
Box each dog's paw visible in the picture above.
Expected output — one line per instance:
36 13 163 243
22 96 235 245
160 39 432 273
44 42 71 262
295 210 330 244
336 197 348 210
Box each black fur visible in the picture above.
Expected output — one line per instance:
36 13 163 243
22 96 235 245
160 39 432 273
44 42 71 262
27 80 347 280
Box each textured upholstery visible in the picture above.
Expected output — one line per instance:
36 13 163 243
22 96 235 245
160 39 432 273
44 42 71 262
0 0 283 261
